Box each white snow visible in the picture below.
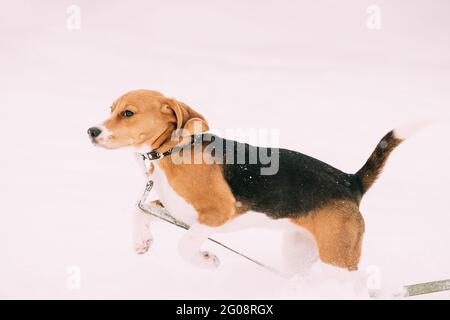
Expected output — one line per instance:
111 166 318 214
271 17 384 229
1 0 450 299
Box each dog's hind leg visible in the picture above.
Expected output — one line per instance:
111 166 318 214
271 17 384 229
291 201 365 271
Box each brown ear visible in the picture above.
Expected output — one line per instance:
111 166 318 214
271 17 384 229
160 98 209 134
160 98 187 130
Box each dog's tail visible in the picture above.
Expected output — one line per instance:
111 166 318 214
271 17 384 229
354 121 429 196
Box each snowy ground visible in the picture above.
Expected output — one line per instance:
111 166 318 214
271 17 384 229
1 0 450 299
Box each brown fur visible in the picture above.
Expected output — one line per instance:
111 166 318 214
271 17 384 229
291 200 365 271
156 151 238 227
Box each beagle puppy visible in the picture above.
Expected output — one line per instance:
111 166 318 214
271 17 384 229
88 89 414 272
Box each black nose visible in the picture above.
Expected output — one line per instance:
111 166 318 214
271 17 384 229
87 127 102 138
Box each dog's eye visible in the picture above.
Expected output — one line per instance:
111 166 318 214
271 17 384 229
121 110 134 118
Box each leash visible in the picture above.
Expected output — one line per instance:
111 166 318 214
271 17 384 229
135 152 288 277
399 279 450 297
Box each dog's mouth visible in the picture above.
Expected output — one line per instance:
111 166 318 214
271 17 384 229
89 136 135 150
90 138 114 149
87 126 144 150
89 134 110 148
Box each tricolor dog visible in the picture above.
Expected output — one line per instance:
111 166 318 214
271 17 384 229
88 89 419 272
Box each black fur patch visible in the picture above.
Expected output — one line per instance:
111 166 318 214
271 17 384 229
196 134 360 219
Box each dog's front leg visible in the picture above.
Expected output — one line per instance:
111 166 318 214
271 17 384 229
177 223 220 269
133 203 154 254
133 156 158 255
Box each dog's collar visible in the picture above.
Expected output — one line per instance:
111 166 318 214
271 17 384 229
140 149 173 161
139 135 199 161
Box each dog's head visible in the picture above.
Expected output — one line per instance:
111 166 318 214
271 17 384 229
88 90 209 151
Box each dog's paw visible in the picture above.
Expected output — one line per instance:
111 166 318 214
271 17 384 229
134 238 153 255
199 251 220 269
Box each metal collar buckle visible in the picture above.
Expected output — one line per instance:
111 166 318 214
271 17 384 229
142 151 164 161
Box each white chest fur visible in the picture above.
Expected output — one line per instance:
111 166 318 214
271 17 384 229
151 162 198 225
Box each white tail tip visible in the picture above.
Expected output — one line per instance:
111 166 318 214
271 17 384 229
393 120 431 140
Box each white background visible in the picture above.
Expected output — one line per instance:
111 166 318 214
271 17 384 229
1 0 449 299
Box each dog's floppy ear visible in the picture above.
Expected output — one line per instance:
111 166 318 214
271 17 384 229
160 98 186 130
160 98 209 135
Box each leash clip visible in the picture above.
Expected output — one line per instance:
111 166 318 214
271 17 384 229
145 180 154 192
